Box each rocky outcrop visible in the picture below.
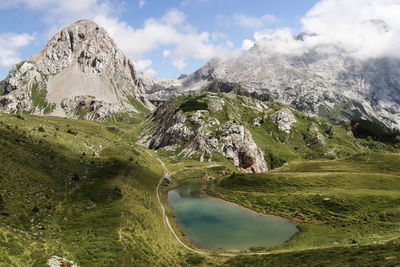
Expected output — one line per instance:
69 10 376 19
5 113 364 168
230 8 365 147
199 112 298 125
219 122 267 173
306 122 326 146
204 80 273 102
141 95 268 173
269 108 297 134
147 102 194 149
0 20 153 119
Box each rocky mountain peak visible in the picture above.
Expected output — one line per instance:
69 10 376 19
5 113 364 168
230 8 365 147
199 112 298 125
0 20 153 120
36 19 122 75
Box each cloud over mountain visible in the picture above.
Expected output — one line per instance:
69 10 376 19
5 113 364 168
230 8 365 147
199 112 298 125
244 0 400 60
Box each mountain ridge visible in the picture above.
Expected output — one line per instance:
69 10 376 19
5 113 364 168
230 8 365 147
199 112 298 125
139 36 400 129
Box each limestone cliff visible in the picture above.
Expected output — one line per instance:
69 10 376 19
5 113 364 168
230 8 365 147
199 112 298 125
0 20 153 120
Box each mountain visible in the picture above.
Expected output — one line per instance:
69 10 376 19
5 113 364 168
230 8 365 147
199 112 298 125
140 35 400 129
0 20 153 120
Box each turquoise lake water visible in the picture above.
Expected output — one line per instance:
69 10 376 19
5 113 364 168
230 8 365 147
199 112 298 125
168 179 299 250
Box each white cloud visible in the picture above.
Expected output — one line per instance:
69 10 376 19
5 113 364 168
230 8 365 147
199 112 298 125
134 59 152 71
162 8 186 25
241 39 254 51
243 0 400 60
163 50 171 58
300 0 400 59
94 9 233 71
171 58 187 70
233 14 277 29
139 0 145 8
211 32 227 42
1 1 234 73
144 68 157 75
0 33 35 67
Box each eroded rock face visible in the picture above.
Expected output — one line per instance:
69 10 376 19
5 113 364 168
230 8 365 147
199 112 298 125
219 122 268 173
142 98 268 173
269 108 297 134
0 20 153 119
306 122 326 146
147 102 194 149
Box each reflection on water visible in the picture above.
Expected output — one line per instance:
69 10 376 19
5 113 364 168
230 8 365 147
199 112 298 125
168 179 299 250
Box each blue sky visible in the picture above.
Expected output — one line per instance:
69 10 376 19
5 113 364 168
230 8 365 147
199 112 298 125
0 0 338 80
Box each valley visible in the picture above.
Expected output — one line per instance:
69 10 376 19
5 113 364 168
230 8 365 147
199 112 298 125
1 109 399 266
0 16 399 267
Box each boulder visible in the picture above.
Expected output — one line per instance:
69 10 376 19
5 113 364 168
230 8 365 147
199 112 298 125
269 108 297 134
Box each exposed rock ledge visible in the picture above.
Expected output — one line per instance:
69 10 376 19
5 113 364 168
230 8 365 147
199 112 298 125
139 101 268 173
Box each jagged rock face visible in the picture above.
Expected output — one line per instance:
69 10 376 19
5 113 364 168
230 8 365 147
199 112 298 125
0 20 153 119
205 80 273 102
138 72 185 102
305 122 326 146
141 94 268 173
219 122 267 173
139 42 400 129
147 102 194 149
269 108 297 134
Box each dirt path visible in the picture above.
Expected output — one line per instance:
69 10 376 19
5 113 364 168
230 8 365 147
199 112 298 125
153 156 207 255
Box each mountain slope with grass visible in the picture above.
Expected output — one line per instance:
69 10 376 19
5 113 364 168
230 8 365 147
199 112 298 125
0 20 153 121
138 85 399 173
0 112 221 266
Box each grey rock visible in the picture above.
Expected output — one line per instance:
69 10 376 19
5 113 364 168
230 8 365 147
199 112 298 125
142 97 268 173
219 122 268 173
0 20 153 119
269 108 297 134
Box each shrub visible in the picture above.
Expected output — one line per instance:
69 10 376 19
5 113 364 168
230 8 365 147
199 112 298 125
177 99 208 112
350 119 400 144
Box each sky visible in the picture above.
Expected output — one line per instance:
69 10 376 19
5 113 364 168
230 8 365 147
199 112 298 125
0 0 399 80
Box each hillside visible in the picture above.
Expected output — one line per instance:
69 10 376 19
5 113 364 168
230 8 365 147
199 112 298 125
0 112 220 266
138 88 399 174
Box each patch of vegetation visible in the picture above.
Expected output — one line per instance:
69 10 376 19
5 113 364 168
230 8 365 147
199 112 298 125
349 119 400 145
127 95 150 115
225 241 400 267
0 80 5 95
264 151 287 169
177 96 208 112
73 104 91 120
0 113 209 266
30 82 56 114
15 61 25 70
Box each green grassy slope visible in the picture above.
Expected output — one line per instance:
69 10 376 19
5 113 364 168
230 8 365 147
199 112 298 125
224 241 400 267
0 113 217 266
209 153 400 256
143 92 398 168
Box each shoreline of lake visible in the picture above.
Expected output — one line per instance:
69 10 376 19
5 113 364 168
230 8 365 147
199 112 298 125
167 179 299 251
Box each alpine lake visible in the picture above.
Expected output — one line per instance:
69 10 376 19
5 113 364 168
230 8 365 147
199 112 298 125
168 179 299 250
